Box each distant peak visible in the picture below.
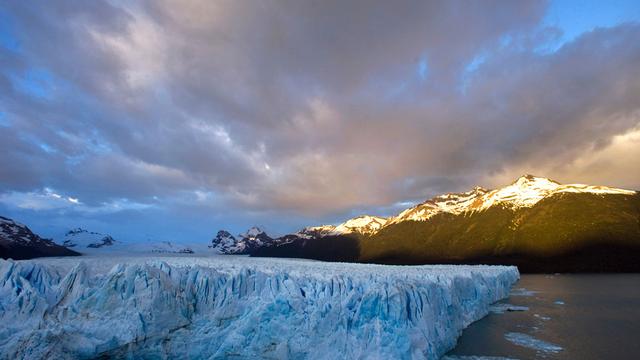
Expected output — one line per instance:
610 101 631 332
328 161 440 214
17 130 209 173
215 230 235 238
514 174 539 183
520 174 538 180
349 215 386 222
342 215 387 225
466 186 489 195
66 227 88 236
513 174 559 185
241 226 266 238
0 216 24 227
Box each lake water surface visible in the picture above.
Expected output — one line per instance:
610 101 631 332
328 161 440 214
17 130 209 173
446 274 640 360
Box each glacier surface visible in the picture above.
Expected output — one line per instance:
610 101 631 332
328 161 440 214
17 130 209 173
0 256 518 359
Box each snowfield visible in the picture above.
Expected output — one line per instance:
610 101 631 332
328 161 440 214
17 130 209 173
0 255 518 359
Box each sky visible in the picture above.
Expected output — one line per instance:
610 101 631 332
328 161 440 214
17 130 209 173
1 0 639 242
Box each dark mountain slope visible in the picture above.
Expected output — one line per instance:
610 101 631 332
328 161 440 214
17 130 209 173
254 191 640 272
252 234 360 262
0 216 80 260
362 192 640 272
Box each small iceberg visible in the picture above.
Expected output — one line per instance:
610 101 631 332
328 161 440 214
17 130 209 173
489 303 529 314
509 288 537 297
504 332 563 353
533 314 551 321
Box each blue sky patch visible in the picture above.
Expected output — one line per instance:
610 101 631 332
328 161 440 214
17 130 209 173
10 68 57 100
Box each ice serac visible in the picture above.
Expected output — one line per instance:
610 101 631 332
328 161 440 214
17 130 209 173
0 257 518 359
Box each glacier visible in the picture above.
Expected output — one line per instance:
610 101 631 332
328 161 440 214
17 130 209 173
0 256 518 359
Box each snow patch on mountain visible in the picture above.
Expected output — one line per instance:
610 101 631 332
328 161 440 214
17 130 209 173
389 187 489 225
296 224 340 238
0 256 518 359
334 215 388 235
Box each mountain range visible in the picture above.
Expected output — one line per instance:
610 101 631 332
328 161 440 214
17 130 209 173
251 175 640 272
2 175 639 272
0 221 197 258
210 227 274 254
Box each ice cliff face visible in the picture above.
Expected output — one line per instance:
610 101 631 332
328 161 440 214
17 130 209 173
0 257 518 359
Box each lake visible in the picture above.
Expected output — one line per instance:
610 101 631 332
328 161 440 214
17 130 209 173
446 274 640 360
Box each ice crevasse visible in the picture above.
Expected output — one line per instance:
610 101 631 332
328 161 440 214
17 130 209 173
0 257 518 359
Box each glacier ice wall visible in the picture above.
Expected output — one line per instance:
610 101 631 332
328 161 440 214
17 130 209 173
0 257 518 359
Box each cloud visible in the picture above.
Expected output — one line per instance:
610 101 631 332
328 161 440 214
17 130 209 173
0 1 639 236
0 187 154 214
486 123 640 190
0 188 77 211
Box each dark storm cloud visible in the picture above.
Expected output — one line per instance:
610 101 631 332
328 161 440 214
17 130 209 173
1 0 639 226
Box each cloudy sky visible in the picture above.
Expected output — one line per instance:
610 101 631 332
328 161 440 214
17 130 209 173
1 0 639 242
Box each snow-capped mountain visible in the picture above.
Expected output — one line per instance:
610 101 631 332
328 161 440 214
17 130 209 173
478 174 634 209
388 186 490 225
292 175 635 239
381 175 634 231
58 228 196 255
210 227 277 254
212 218 390 255
94 239 197 255
0 216 79 260
300 215 388 237
209 230 238 252
61 228 117 249
240 226 273 244
333 215 387 235
254 175 640 272
385 175 635 229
